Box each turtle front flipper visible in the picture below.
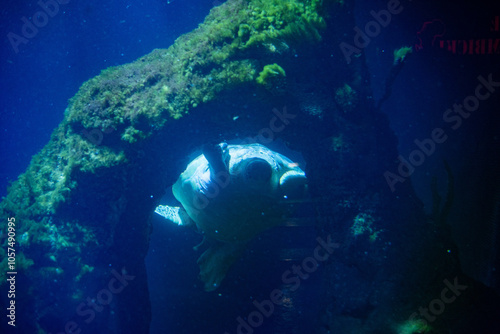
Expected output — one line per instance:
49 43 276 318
154 205 195 228
202 142 230 181
197 241 246 291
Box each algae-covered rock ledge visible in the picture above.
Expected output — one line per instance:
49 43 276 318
0 0 335 332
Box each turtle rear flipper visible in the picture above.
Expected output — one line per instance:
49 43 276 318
154 205 194 228
197 241 246 291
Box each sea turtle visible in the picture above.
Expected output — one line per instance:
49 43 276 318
155 142 307 291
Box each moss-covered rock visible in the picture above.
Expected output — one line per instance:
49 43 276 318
0 1 333 333
0 0 332 276
64 0 329 146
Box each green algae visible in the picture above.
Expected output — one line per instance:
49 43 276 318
75 264 94 282
396 319 432 334
393 46 413 65
350 213 382 242
65 0 328 144
256 63 286 85
334 83 358 113
330 133 351 153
